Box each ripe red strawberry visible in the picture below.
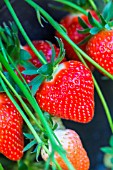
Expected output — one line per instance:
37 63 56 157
0 93 24 161
86 29 113 75
41 129 90 170
56 10 99 69
36 60 94 123
18 40 66 83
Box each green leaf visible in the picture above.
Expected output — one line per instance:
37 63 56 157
88 12 100 27
46 41 56 63
109 135 113 147
77 28 90 34
22 62 38 75
18 160 28 170
78 16 89 29
90 27 101 35
37 63 53 76
102 0 113 22
24 133 34 139
0 164 4 170
36 10 44 27
23 139 37 152
101 147 113 154
9 21 18 34
30 75 45 96
20 49 31 60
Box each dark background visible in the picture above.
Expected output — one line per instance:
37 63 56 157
0 1 113 170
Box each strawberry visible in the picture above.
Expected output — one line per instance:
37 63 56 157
56 10 99 69
86 29 113 75
18 40 66 83
36 60 94 123
0 93 24 161
41 129 90 170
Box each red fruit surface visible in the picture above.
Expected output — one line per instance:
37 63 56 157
41 129 90 170
36 60 94 123
19 40 65 83
86 29 113 75
0 93 24 161
56 10 99 69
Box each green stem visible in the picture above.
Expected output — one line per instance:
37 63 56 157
4 0 47 65
55 0 88 15
75 50 113 133
25 0 113 80
93 76 113 133
54 0 102 28
88 0 98 12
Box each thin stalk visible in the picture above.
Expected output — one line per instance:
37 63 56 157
54 0 102 28
55 0 88 15
75 50 113 133
4 0 47 65
88 0 98 12
0 71 43 131
25 0 113 80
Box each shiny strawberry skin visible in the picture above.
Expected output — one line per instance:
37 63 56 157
19 40 65 83
36 60 94 123
86 30 113 75
0 93 24 161
56 10 99 62
41 129 90 170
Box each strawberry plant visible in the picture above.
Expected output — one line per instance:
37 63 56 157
0 0 113 170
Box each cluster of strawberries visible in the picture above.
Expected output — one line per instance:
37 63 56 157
1 7 113 170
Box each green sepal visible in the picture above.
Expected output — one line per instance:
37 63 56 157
9 21 18 34
88 12 100 28
77 28 90 34
102 0 113 22
23 139 37 152
78 16 89 29
90 27 101 35
29 75 45 96
22 62 38 75
101 147 113 154
46 41 56 63
109 135 113 147
36 10 44 27
20 49 31 61
98 14 107 26
53 37 65 66
24 133 35 139
37 63 53 76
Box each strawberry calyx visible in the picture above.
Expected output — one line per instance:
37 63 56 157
77 1 113 45
23 38 65 95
